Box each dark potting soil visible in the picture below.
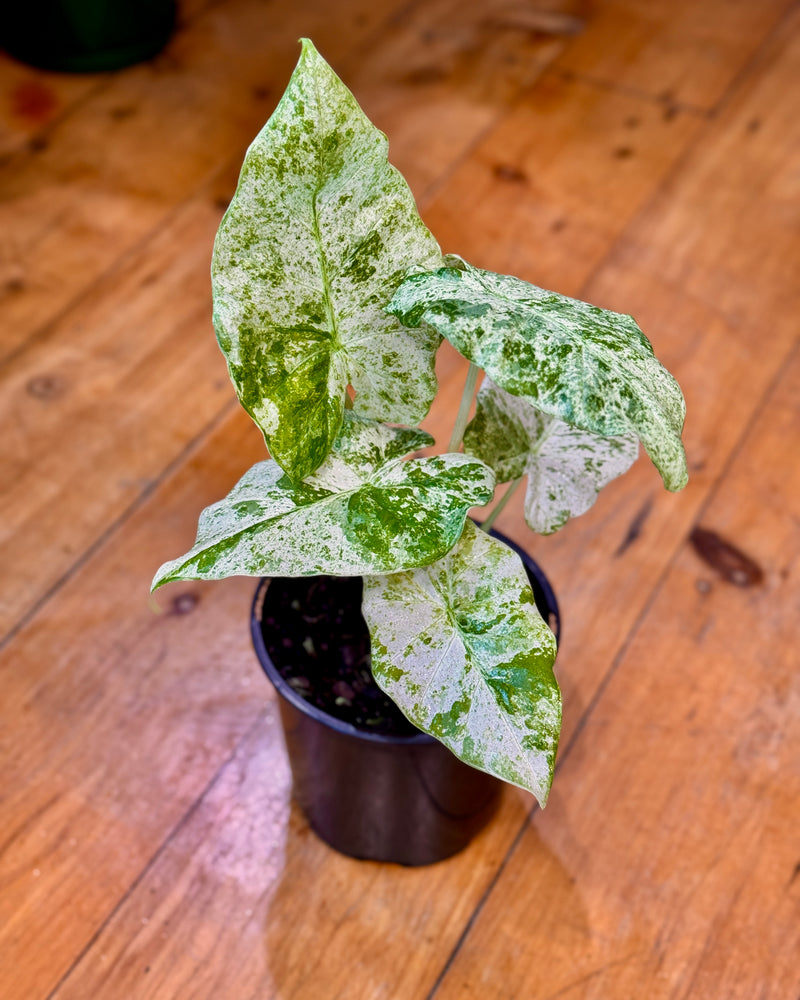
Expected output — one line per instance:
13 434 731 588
259 575 420 738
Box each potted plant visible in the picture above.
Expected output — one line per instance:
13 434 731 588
152 40 687 865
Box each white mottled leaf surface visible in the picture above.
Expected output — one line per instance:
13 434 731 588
151 416 495 589
464 379 639 534
362 521 560 804
388 257 688 492
212 39 443 481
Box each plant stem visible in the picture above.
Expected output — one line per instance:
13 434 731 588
447 362 481 453
480 477 523 534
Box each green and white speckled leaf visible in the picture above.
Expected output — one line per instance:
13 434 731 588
388 257 688 492
151 415 494 589
464 379 639 534
362 520 560 804
212 38 444 481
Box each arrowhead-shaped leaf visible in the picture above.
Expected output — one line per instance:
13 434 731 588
388 258 688 492
362 521 560 805
464 379 639 534
212 38 444 481
151 415 494 589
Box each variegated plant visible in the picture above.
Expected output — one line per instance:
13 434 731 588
152 39 688 806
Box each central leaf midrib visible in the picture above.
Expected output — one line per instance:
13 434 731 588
310 68 345 362
426 577 545 794
311 190 341 347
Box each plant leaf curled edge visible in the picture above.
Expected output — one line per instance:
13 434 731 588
388 257 688 492
464 378 639 534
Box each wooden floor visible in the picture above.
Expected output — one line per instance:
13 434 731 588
2 1 799 996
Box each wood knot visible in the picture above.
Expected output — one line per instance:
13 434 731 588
109 105 137 121
171 592 199 615
493 163 528 183
26 374 65 400
401 65 447 86
12 81 58 124
689 527 764 587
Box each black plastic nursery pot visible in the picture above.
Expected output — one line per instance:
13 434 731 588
1 0 176 73
250 529 560 867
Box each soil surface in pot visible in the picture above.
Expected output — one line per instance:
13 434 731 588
260 575 419 737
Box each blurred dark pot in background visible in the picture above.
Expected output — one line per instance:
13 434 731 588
2 0 176 72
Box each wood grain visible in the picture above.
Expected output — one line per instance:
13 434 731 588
555 0 794 110
349 0 582 195
0 61 100 159
473 0 800 738
430 346 800 1000
0 194 230 637
0 409 264 1000
422 67 703 296
0 0 413 363
46 720 530 1000
1 1 798 998
0 0 578 636
428 8 800 997
0 0 214 159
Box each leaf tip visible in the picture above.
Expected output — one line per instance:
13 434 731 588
659 443 690 493
151 562 176 594
298 36 317 57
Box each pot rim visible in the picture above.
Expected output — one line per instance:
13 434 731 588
250 526 560 747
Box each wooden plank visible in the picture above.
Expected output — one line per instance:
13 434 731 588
0 0 415 364
0 192 231 638
0 60 100 159
349 0 583 196
21 13 800 997
2 6 798 999
0 0 213 159
0 0 575 365
0 399 531 1000
0 0 577 635
473 2 800 738
46 719 530 1000
0 410 264 1000
424 10 800 997
421 67 703 297
555 0 793 110
430 348 800 1000
36 346 799 1000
